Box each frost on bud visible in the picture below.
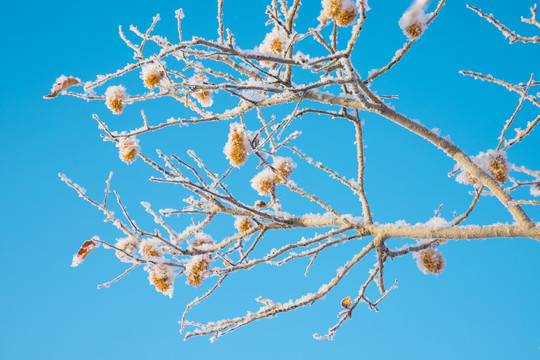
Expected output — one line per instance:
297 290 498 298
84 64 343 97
224 122 250 167
530 180 540 197
71 239 99 267
141 62 165 89
273 156 296 184
186 255 212 287
453 149 509 185
335 0 357 27
321 0 343 19
414 248 445 275
190 72 213 107
189 233 215 251
117 136 140 165
259 27 289 67
234 216 255 233
399 9 427 40
454 165 479 186
485 150 509 183
139 238 162 258
260 27 288 56
105 85 127 114
341 296 352 309
320 0 357 27
149 264 175 297
114 236 139 263
250 168 275 196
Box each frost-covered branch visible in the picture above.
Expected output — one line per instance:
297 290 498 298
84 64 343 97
49 0 539 342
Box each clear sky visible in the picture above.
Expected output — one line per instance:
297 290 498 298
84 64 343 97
1 0 539 359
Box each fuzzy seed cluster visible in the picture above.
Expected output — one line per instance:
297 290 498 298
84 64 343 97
251 168 276 196
115 236 139 263
191 72 213 108
141 63 165 89
320 0 358 27
105 85 128 114
455 149 509 186
250 157 296 196
117 136 141 165
259 27 288 56
273 156 296 184
415 248 445 275
234 217 255 233
185 255 212 287
224 122 251 167
149 264 175 297
399 9 427 40
139 238 162 258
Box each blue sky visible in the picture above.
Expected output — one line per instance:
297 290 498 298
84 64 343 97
1 0 539 359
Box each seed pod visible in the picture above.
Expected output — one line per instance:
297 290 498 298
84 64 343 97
341 296 352 309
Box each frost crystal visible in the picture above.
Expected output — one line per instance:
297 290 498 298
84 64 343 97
105 85 127 114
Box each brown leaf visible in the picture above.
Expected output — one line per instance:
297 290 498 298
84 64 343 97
71 239 98 267
44 76 81 99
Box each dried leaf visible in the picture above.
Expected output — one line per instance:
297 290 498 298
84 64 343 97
44 76 81 99
71 239 99 267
